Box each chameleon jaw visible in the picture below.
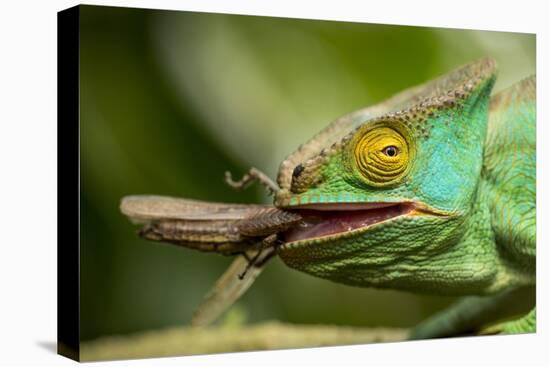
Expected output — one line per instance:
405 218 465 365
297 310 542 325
279 202 446 247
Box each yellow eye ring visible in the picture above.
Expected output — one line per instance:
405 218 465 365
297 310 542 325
353 125 412 186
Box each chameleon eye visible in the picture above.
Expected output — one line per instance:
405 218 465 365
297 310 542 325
353 126 412 186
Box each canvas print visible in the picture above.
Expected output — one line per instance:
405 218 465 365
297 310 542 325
58 5 536 362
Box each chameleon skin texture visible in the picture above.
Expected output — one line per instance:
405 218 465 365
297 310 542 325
275 58 535 298
483 76 536 275
500 307 536 334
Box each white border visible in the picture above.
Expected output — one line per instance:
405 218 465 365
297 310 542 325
0 1 546 366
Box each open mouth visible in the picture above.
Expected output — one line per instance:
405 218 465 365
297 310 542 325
282 202 415 243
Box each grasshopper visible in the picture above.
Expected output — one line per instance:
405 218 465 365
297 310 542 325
120 168 302 326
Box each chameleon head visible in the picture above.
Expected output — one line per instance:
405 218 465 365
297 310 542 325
273 58 498 293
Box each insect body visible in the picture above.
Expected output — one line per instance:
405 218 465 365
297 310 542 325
120 194 302 325
122 195 300 255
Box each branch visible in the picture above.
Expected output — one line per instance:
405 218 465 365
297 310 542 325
80 321 408 361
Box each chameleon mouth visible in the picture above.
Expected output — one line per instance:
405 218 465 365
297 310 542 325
281 202 415 243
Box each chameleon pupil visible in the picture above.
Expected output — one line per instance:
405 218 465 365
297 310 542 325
384 146 398 157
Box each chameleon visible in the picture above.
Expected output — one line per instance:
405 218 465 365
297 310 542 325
120 57 535 338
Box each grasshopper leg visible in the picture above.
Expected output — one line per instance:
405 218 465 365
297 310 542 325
238 234 278 279
225 167 279 195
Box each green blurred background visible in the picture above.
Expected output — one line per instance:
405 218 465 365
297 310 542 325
79 5 535 341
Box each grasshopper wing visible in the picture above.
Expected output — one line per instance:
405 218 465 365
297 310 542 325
120 195 267 223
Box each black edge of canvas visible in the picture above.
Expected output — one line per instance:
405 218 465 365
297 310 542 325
58 5 80 362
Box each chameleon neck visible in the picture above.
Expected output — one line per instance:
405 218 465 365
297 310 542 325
437 181 535 295
480 77 536 291
384 180 533 296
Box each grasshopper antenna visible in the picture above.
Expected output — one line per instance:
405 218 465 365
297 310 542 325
225 167 279 195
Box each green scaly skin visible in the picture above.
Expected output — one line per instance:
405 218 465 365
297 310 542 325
272 58 535 338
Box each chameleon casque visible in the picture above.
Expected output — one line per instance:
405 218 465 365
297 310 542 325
121 57 535 339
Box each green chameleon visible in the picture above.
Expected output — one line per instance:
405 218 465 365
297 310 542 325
121 57 535 339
